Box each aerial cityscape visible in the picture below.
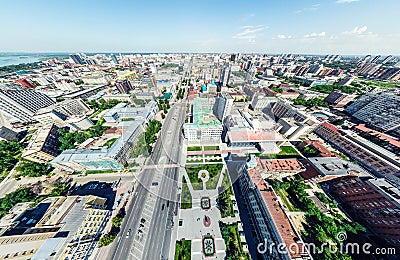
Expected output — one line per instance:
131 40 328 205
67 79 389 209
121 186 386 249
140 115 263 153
0 0 400 260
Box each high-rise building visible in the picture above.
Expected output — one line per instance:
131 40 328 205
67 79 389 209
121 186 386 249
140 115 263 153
220 65 231 86
0 89 55 124
116 79 134 94
70 54 86 65
111 54 119 64
212 93 234 121
381 55 393 64
183 98 223 141
21 124 61 164
370 55 381 64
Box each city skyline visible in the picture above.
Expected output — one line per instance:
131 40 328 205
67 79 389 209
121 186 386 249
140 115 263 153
1 0 400 55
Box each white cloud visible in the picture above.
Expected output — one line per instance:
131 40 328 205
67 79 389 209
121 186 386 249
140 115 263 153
233 25 267 40
277 34 293 39
343 25 368 34
335 0 360 3
295 3 321 13
304 32 326 38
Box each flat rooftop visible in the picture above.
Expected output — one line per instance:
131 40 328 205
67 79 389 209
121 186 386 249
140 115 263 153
228 129 286 143
258 158 304 172
308 157 369 176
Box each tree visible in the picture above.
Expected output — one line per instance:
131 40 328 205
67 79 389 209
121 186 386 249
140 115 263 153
14 160 48 178
0 188 35 217
0 140 23 175
111 215 124 227
98 233 117 247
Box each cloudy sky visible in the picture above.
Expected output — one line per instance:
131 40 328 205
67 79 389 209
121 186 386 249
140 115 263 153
1 0 399 54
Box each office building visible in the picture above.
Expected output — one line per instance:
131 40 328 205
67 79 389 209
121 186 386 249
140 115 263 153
0 195 110 260
183 98 223 142
324 90 356 108
34 99 92 127
116 79 134 94
314 122 400 176
70 54 86 65
327 176 400 251
212 93 234 121
0 126 22 141
0 89 55 124
102 101 158 123
111 54 119 64
235 156 311 260
51 120 145 171
345 92 400 132
21 124 61 164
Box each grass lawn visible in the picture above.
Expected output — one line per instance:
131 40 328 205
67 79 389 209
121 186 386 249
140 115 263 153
104 138 118 147
276 146 302 158
360 80 399 89
187 146 201 151
85 169 117 174
185 164 223 190
205 171 221 190
181 178 192 209
204 146 219 151
174 239 191 260
275 188 300 212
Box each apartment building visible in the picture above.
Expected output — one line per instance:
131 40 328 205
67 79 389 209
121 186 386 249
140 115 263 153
21 124 61 164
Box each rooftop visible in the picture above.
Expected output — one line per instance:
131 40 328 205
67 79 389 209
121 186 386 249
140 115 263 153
227 129 285 143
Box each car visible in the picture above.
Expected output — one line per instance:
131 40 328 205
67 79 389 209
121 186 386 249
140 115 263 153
162 204 165 210
140 218 146 224
126 229 131 237
137 229 143 240
152 182 158 186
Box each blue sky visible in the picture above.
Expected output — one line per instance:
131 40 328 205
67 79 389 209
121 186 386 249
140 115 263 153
1 0 399 54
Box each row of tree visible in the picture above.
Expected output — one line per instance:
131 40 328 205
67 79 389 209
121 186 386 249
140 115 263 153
293 97 329 108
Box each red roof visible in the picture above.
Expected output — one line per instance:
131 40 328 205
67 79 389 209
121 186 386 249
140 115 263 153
321 122 339 132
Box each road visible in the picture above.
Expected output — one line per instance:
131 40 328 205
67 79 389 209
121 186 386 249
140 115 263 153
108 101 187 260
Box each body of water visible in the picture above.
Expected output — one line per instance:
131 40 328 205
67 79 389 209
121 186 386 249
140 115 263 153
0 53 67 67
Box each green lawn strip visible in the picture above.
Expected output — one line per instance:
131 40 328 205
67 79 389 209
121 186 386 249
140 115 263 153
205 171 221 190
275 188 300 212
181 177 192 209
187 146 201 151
104 138 118 147
204 146 219 151
86 169 117 174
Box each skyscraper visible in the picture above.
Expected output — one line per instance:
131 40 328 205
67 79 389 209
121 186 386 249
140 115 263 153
111 54 119 64
70 53 86 65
